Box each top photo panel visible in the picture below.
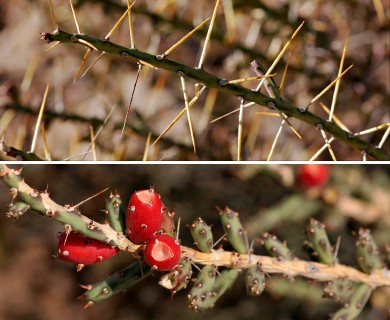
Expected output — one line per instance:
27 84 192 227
1 0 389 161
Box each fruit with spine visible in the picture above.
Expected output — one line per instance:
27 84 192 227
126 188 164 244
57 231 119 270
143 234 181 271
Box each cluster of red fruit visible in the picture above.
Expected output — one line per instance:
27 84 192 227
57 189 181 271
57 165 329 271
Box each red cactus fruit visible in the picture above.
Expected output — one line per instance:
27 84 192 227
57 231 119 265
126 188 164 244
143 234 181 271
298 164 329 187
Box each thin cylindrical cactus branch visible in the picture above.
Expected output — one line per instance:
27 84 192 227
260 232 295 261
330 284 373 320
245 262 266 296
187 265 217 311
0 164 139 252
6 201 31 219
1 164 389 289
190 217 214 253
159 258 193 295
40 30 390 161
356 228 385 274
219 207 248 254
199 268 239 310
80 261 151 307
180 246 389 287
105 193 126 233
306 218 335 265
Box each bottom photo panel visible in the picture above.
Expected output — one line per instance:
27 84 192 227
0 164 389 320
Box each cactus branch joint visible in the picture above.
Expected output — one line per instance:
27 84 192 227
1 164 389 313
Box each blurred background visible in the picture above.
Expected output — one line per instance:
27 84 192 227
0 0 389 160
0 164 389 319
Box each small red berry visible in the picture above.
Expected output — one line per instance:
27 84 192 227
298 164 329 187
57 231 119 265
126 189 164 244
143 234 181 271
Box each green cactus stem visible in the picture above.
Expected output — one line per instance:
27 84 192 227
1 164 390 300
6 201 30 219
246 194 321 236
190 217 213 253
159 258 193 295
245 262 266 296
307 218 335 265
356 228 384 274
199 268 239 311
330 284 373 320
105 193 125 233
219 207 248 254
260 232 295 261
187 265 217 311
323 277 354 303
80 261 151 307
39 28 390 161
0 164 139 252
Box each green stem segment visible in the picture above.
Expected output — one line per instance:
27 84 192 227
0 164 139 252
330 284 372 320
80 262 151 307
105 193 125 233
40 29 390 161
